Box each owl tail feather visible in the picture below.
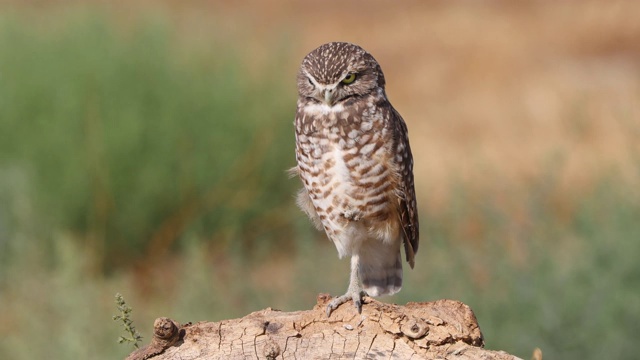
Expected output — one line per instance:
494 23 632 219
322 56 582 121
357 241 403 297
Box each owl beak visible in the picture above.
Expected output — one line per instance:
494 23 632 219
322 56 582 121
323 88 335 105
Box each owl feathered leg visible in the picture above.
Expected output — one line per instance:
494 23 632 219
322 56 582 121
358 238 403 297
326 255 367 317
326 238 403 317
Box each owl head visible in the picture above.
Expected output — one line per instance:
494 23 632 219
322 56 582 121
297 42 386 106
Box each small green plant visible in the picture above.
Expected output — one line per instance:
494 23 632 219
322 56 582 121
113 293 143 349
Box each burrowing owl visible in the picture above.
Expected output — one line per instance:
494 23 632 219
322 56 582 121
291 42 419 316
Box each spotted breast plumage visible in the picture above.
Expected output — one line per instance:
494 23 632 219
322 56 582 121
291 42 419 316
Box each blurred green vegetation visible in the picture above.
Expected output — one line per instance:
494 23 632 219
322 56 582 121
0 10 297 272
0 8 638 360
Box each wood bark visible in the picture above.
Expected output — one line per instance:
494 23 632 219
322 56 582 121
126 294 523 360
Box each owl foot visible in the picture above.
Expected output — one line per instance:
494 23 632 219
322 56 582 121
326 289 367 317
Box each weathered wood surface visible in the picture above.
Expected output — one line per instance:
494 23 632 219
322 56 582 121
127 294 522 360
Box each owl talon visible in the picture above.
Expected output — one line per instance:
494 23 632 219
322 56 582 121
326 302 337 318
325 290 367 317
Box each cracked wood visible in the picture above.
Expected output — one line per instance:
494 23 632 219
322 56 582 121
126 294 523 360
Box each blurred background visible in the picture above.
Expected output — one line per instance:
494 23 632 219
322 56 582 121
0 0 639 359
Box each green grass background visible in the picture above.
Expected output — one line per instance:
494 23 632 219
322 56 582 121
0 7 639 360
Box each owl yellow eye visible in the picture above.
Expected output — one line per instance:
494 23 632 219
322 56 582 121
342 73 356 84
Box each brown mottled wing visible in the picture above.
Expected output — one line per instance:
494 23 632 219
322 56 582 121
390 107 419 268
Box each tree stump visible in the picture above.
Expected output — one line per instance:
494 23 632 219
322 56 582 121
126 294 523 360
